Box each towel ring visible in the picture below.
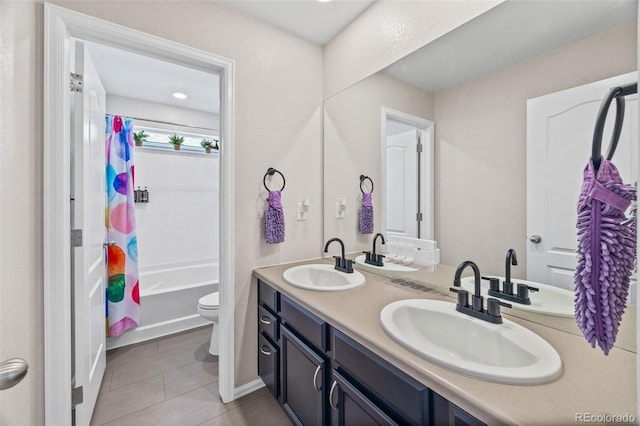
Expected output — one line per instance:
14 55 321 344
360 175 374 194
592 86 625 172
263 167 286 192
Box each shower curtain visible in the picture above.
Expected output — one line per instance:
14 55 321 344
105 115 140 337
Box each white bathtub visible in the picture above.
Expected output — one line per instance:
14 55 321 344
107 261 218 350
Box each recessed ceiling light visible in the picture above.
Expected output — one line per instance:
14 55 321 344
173 92 187 99
318 0 332 3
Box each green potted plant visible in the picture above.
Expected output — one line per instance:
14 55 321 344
168 133 184 151
201 138 214 154
133 130 148 147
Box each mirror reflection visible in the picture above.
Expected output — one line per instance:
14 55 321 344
323 0 638 352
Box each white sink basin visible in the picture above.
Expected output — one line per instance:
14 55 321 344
380 299 562 385
459 277 574 318
354 255 418 272
282 264 365 291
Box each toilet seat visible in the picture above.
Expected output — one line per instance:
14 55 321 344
198 292 219 310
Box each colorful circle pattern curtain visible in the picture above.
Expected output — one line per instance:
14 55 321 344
105 115 140 337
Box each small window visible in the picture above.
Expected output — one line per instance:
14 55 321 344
134 125 219 154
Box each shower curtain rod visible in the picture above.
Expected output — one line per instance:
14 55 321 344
126 116 218 133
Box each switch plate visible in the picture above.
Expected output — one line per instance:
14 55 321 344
297 198 309 221
336 198 346 219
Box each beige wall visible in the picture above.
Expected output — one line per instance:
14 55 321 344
0 1 322 423
323 0 505 99
324 72 433 253
434 21 637 277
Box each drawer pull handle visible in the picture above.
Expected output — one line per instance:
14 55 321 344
260 316 272 325
329 380 338 409
260 345 272 356
312 365 322 392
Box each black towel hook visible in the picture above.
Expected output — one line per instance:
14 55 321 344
360 175 374 194
263 167 285 192
592 82 637 172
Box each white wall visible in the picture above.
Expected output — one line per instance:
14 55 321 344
107 94 219 135
133 149 219 270
0 1 322 423
433 21 637 277
106 96 220 270
323 72 433 253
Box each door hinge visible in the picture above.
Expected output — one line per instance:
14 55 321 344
417 212 423 222
416 142 423 153
72 386 83 407
70 73 83 92
71 229 83 248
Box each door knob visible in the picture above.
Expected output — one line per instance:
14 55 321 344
529 235 542 244
0 358 28 390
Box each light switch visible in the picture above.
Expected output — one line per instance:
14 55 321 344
297 198 310 221
336 198 346 219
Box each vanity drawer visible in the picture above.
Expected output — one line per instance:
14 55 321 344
258 304 279 342
259 280 279 315
258 332 279 399
332 329 429 425
280 295 328 352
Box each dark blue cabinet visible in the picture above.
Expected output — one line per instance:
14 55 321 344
330 370 397 426
256 280 485 426
258 281 280 400
281 325 327 425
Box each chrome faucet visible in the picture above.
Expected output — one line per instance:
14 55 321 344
450 260 510 324
324 238 353 273
364 233 385 266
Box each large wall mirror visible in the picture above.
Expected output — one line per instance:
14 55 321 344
323 0 638 352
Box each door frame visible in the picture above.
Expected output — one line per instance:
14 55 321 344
44 4 235 424
380 107 435 240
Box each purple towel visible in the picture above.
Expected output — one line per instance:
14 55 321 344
574 159 636 354
265 190 285 244
359 193 373 234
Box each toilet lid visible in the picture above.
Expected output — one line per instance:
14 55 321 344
198 292 219 309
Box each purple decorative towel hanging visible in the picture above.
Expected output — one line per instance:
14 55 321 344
265 190 285 243
574 158 636 355
360 192 374 234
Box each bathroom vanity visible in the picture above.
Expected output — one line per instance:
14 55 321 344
253 259 637 425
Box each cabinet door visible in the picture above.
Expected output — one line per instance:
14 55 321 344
281 325 326 425
258 333 279 399
330 370 397 426
432 392 486 426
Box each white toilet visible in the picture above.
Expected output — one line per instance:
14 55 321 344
197 292 219 356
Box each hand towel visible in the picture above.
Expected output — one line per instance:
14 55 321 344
359 192 373 234
265 190 285 243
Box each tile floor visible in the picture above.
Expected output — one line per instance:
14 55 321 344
90 326 291 426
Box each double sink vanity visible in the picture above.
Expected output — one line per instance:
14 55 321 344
253 255 636 425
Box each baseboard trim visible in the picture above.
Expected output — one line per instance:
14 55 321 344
234 378 265 399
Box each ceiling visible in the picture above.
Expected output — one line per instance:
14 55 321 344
384 0 638 93
84 0 374 115
217 0 376 45
84 0 637 116
85 41 220 114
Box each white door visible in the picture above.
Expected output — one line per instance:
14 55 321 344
386 129 418 238
71 40 107 426
527 72 637 290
